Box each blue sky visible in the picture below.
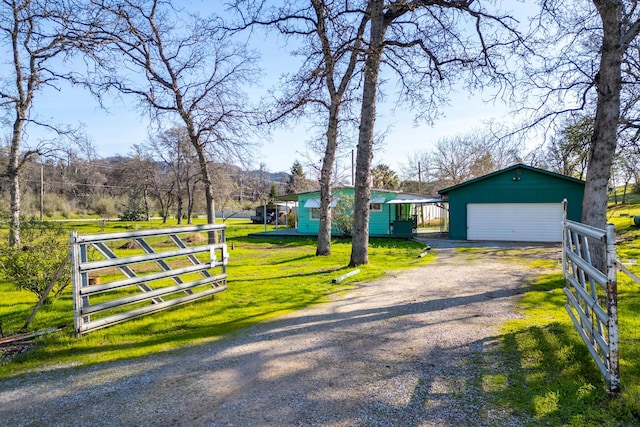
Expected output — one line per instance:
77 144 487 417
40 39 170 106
25 1 524 175
30 53 513 176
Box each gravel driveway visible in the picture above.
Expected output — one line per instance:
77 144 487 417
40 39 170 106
1 246 559 426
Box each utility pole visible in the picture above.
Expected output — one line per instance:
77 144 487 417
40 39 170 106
417 161 422 226
351 149 354 185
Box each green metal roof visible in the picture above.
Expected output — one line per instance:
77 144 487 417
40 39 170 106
278 189 442 204
437 163 585 195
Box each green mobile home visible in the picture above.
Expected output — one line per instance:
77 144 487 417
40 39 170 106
438 164 585 242
292 187 439 237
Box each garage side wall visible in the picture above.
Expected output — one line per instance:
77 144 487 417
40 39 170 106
447 169 584 240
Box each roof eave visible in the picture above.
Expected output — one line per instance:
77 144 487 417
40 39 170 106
437 163 586 195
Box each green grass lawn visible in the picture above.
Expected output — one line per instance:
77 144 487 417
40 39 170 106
0 218 434 377
481 201 640 426
1 209 640 425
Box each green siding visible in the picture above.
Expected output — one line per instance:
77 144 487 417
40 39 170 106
297 194 319 235
296 188 396 236
444 166 585 240
369 191 393 236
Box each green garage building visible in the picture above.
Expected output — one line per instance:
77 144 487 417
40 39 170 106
438 164 585 242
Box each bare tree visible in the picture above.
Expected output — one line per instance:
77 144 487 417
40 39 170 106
309 1 366 256
522 1 640 236
124 145 156 220
209 163 242 219
0 0 84 246
399 149 437 194
540 115 592 180
431 136 475 186
613 132 640 204
241 162 271 205
232 0 367 256
103 155 141 199
86 0 259 231
132 146 174 224
429 130 521 187
620 37 640 136
148 169 174 223
61 135 109 211
146 127 201 224
349 0 522 266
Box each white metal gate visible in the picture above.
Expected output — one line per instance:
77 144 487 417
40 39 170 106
561 201 619 393
70 224 228 336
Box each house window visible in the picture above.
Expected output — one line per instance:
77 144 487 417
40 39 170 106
369 203 382 212
310 208 321 220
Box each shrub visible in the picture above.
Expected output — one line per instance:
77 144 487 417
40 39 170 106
119 189 147 221
52 193 74 217
0 220 71 302
332 194 354 237
92 195 122 218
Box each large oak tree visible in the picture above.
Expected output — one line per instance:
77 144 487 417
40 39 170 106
0 0 86 246
86 0 258 230
585 1 640 232
349 0 522 266
233 0 367 256
522 1 640 234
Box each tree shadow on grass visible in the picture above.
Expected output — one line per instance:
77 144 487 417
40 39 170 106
0 283 522 425
486 322 634 426
4 255 637 426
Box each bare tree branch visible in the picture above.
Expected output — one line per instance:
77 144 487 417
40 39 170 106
82 0 260 227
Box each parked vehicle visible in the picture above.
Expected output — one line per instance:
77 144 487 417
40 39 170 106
250 204 287 224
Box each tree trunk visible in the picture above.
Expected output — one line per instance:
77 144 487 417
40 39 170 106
157 190 169 223
204 175 216 224
143 188 150 221
176 193 183 225
316 103 340 256
191 137 217 243
187 179 195 224
582 1 623 270
349 0 385 267
8 161 21 248
8 118 23 248
582 2 622 231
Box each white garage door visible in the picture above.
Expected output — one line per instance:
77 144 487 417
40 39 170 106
467 203 563 242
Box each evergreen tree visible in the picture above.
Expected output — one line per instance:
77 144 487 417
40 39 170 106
119 188 147 221
286 160 307 194
371 164 400 190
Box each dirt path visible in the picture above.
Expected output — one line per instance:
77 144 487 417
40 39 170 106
0 247 558 426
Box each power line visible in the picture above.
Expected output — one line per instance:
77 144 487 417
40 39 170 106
23 179 133 190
